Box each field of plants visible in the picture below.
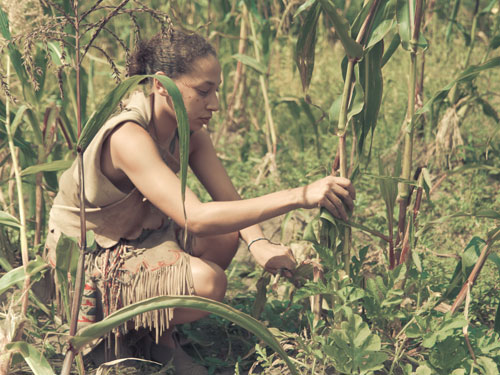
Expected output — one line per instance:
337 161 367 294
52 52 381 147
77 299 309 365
0 0 499 374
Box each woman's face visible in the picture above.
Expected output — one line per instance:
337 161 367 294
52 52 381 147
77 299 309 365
172 54 222 131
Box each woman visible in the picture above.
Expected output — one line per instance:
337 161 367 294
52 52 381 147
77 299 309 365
45 29 355 372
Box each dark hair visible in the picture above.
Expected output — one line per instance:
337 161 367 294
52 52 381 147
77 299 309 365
127 29 216 80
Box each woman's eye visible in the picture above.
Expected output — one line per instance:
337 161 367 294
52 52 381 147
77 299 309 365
197 89 209 97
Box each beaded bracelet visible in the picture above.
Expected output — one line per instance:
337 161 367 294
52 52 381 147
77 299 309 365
247 237 269 251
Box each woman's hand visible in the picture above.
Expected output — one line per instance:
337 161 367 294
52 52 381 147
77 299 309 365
299 176 356 221
248 240 296 277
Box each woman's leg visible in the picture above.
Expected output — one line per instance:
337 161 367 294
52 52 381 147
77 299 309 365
158 232 239 347
191 231 239 270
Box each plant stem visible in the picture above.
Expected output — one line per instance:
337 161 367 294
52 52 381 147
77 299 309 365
397 0 423 263
450 228 500 313
247 9 277 155
62 2 87 374
4 55 30 318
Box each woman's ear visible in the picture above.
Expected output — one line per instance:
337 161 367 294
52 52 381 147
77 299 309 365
153 71 169 97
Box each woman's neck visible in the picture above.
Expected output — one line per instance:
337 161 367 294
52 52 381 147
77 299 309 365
151 93 178 144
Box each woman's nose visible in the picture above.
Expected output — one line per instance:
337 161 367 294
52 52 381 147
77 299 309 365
207 91 219 111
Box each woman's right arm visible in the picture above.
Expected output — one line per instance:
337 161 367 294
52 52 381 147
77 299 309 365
106 122 354 236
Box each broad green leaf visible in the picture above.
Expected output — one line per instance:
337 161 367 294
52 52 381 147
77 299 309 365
10 105 28 135
418 57 500 115
25 108 43 145
295 2 321 92
415 365 432 375
476 97 500 123
21 160 73 177
71 295 299 375
5 342 55 375
0 211 21 229
351 0 397 49
319 0 363 59
480 0 498 15
382 33 400 67
356 41 384 155
0 7 10 40
0 257 48 295
490 35 500 51
232 53 267 75
55 234 80 320
476 356 499 375
294 0 317 17
418 210 500 236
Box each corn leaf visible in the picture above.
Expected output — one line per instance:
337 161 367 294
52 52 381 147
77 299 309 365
382 33 400 67
490 35 500 51
356 41 384 156
0 211 21 229
0 256 48 295
418 57 500 115
0 8 33 97
418 210 500 237
70 295 299 375
295 1 321 92
55 233 80 320
5 342 55 375
319 0 363 59
21 160 73 177
294 0 317 17
351 0 397 49
232 53 267 75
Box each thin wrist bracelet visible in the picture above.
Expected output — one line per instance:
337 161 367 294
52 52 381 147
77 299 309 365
247 237 269 251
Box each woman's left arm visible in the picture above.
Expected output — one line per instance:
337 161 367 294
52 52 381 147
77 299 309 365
189 129 296 274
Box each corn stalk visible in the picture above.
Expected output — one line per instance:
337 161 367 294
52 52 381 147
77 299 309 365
396 0 423 266
0 54 31 375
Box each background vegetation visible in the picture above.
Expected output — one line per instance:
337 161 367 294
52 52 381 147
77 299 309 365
0 0 499 374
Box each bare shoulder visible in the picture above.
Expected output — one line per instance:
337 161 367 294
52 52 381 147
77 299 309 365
103 121 161 178
189 127 216 155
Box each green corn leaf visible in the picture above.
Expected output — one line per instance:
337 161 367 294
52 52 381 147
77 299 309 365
21 160 73 177
418 210 500 237
0 211 21 229
0 7 11 40
418 57 500 115
10 105 28 135
25 108 43 145
294 0 317 17
490 34 500 51
476 96 500 123
351 0 397 49
319 0 363 59
480 0 498 15
70 295 299 375
5 342 55 375
396 0 428 51
382 33 400 67
55 234 80 320
356 41 384 155
232 53 267 75
0 256 48 295
295 1 321 92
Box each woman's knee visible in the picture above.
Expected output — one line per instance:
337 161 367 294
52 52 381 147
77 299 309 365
192 231 239 269
190 258 227 302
